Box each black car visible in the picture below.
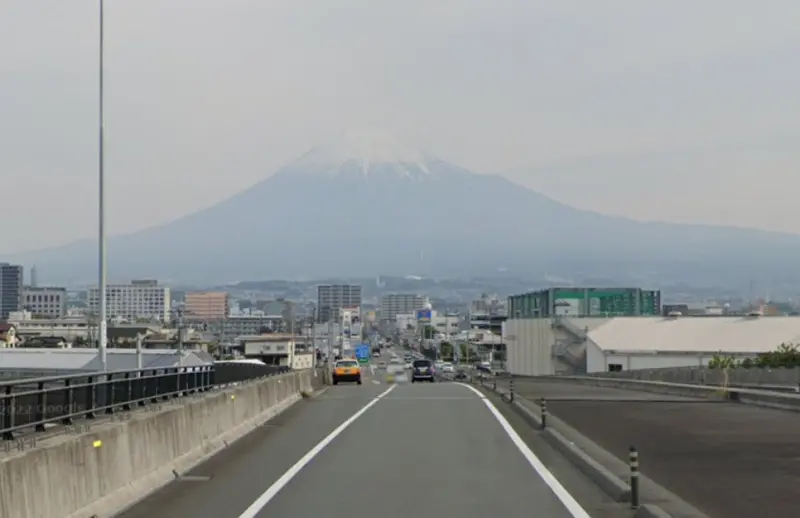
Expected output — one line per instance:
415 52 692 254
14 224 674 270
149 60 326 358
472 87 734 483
411 359 435 383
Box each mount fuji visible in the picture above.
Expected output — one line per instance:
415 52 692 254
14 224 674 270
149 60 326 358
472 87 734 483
8 130 800 285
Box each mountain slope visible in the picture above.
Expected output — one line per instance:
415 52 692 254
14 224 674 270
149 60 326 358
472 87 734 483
7 131 800 284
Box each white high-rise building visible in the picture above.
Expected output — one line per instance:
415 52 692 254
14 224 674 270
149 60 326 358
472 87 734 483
317 284 362 323
380 294 424 322
88 279 170 321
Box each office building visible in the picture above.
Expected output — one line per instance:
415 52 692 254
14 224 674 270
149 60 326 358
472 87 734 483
508 287 661 318
23 286 67 318
0 263 23 319
317 284 362 322
185 291 229 321
88 279 171 321
380 294 424 322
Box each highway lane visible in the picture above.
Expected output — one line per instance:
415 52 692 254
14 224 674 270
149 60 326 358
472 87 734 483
118 378 618 518
245 382 587 518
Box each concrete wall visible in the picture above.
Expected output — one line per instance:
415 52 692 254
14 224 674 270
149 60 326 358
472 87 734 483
504 318 555 376
586 341 711 373
585 365 800 387
0 370 317 518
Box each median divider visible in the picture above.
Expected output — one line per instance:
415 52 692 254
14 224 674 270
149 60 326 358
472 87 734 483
475 377 708 518
550 375 800 412
0 370 316 518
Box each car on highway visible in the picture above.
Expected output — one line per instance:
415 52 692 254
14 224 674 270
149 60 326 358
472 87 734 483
411 359 435 383
404 361 413 369
475 362 493 375
441 362 454 373
332 359 362 385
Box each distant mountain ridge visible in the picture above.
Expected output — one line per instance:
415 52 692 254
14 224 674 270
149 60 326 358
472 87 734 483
5 130 800 285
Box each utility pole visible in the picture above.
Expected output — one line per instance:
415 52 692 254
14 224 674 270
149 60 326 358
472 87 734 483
136 332 144 370
172 308 185 367
97 0 108 372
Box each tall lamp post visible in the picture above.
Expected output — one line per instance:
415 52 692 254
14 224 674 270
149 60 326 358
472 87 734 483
98 0 108 371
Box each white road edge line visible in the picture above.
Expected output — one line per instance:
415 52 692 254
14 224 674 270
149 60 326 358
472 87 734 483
456 383 593 518
236 385 396 518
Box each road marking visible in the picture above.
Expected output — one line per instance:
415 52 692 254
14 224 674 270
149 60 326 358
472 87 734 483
236 385 396 518
456 383 592 518
371 379 381 385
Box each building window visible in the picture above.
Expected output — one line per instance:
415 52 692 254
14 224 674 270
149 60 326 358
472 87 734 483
608 363 623 372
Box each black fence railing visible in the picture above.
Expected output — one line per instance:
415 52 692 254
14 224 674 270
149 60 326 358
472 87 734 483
0 363 293 440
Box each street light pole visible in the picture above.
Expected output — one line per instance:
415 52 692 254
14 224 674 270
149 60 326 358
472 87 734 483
98 0 108 371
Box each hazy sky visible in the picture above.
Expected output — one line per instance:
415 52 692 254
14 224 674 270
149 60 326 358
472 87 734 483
2 0 800 254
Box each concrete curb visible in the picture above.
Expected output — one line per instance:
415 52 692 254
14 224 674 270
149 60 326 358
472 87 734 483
542 426 631 502
635 504 674 518
482 384 680 518
509 398 631 502
309 386 330 398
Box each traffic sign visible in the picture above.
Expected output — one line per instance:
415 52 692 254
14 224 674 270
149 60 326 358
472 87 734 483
355 344 371 364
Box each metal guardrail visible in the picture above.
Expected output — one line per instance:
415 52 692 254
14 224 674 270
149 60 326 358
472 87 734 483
0 363 292 440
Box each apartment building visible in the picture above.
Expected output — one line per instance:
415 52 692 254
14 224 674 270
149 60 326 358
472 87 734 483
317 284 362 322
0 263 23 319
380 294 424 322
88 279 170 321
185 291 229 321
23 286 66 318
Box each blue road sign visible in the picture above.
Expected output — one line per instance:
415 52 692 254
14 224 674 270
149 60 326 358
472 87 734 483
416 309 432 322
355 344 371 363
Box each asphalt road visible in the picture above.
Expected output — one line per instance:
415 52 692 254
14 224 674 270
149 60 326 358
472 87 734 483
117 366 632 518
496 377 800 518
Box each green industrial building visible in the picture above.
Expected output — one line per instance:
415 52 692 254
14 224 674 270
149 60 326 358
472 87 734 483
507 287 661 318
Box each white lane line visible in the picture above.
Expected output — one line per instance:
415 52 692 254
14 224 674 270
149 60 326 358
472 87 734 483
456 383 592 518
236 385 396 518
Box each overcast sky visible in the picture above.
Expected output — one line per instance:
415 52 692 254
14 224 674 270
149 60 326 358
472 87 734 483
2 0 800 254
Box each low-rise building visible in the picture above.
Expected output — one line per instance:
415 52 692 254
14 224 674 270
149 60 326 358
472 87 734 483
185 291 229 321
23 286 66 318
238 334 297 367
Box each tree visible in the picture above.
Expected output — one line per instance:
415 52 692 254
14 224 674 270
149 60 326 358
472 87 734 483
422 326 435 339
440 341 454 360
756 342 800 368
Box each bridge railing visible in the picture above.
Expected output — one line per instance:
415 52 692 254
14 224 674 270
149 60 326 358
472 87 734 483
0 363 293 441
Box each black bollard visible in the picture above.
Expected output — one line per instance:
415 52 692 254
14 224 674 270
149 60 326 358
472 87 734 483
493 380 497 391
540 397 548 429
629 446 639 509
509 378 515 403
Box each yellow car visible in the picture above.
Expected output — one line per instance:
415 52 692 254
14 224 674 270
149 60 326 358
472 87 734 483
333 359 362 385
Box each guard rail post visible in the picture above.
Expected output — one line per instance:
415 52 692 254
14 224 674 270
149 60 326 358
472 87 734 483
629 446 640 509
540 397 548 429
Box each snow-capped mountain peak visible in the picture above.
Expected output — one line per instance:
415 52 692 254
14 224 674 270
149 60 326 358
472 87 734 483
288 129 432 179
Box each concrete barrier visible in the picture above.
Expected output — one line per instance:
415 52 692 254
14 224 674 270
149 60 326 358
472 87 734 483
0 370 315 518
584 365 800 388
552 375 800 411
479 381 708 518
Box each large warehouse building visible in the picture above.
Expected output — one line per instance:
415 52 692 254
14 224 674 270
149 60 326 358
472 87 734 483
585 315 800 373
504 314 800 376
